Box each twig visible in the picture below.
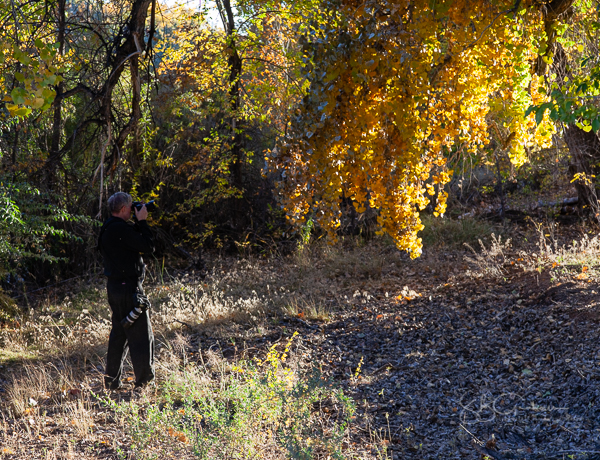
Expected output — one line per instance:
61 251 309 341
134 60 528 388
372 362 400 375
526 340 542 353
94 122 112 219
173 319 194 328
289 316 319 330
10 275 89 299
459 423 483 445
465 0 522 50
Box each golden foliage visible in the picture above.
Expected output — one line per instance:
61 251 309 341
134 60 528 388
270 0 555 257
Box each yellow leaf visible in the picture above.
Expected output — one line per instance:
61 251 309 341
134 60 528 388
31 97 45 109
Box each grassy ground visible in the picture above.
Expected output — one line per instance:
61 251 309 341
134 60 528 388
2 215 600 459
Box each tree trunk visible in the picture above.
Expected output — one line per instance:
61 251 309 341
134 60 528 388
88 0 154 215
532 0 598 214
229 49 243 188
217 0 243 189
47 0 66 191
43 0 155 197
11 124 19 167
534 0 575 75
127 54 142 172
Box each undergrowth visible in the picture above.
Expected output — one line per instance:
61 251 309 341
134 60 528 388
4 221 599 458
463 221 600 282
419 215 499 248
104 333 355 459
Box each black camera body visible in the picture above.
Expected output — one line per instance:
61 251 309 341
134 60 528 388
132 200 157 212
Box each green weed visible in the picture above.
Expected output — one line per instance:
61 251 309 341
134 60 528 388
105 333 355 459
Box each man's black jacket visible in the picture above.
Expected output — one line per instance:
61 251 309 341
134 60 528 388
99 217 155 280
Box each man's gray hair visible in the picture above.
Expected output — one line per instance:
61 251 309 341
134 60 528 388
107 192 132 214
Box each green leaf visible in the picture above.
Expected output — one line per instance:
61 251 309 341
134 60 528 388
13 48 31 65
324 67 340 82
10 106 31 118
535 106 545 125
40 49 51 62
42 87 55 99
42 75 56 85
592 118 600 132
524 105 536 118
10 87 26 105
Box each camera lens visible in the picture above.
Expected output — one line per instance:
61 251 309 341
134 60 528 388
133 200 156 212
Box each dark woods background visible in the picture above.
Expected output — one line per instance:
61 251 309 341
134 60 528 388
0 0 303 302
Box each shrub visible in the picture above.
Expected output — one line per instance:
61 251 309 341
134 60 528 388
0 178 97 284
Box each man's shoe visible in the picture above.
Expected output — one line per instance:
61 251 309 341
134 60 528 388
104 377 123 391
134 378 155 390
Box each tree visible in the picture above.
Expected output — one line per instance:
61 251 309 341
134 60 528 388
270 0 563 257
525 1 600 215
0 0 157 278
144 0 311 248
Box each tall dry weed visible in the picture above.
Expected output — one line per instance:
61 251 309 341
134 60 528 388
534 223 600 266
464 234 512 278
463 219 600 281
64 399 95 439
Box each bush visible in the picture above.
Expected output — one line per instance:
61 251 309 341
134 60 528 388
0 178 97 281
0 289 18 322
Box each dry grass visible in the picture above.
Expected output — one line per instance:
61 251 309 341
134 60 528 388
1 240 393 459
284 296 331 322
8 224 595 458
462 220 600 283
464 233 512 278
420 214 500 249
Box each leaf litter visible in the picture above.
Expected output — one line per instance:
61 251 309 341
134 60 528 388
189 242 600 459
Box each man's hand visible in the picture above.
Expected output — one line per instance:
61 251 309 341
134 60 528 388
134 204 148 221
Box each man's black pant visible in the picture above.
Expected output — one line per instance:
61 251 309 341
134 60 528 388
105 278 155 389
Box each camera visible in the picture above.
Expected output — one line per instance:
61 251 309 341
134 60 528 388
121 293 151 329
132 200 157 212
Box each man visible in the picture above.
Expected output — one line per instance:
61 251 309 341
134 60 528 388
98 192 155 390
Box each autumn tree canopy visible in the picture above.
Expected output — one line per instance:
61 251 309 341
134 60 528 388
270 0 579 257
0 0 597 280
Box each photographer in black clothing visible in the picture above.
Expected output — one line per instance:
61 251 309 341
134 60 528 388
99 192 155 389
